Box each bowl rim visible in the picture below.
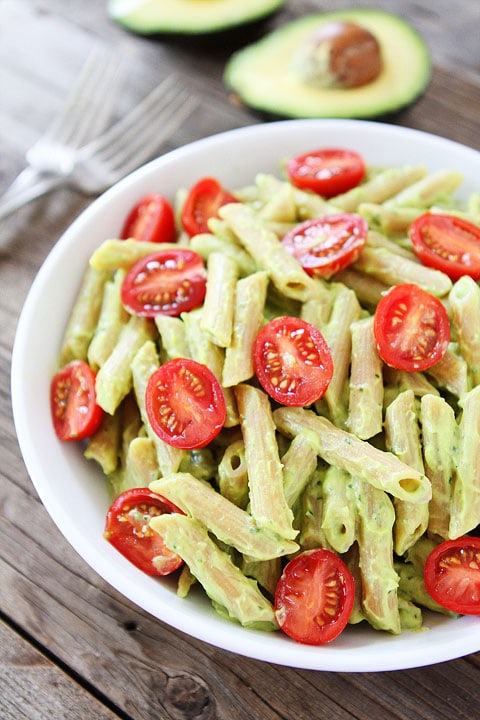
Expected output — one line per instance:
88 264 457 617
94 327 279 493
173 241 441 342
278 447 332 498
11 118 480 672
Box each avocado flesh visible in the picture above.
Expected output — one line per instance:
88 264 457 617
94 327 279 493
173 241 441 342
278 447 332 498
108 0 286 35
224 10 431 118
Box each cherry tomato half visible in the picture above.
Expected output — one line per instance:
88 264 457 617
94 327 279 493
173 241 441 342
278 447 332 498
274 548 355 645
373 283 450 372
282 213 368 278
121 248 206 317
286 148 366 198
104 488 184 576
145 358 226 449
409 213 480 281
50 360 104 441
181 177 238 236
253 316 333 407
424 537 480 615
120 193 176 244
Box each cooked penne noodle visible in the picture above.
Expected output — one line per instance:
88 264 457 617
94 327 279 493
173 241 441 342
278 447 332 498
124 436 159 488
331 165 427 212
384 169 463 208
201 251 238 348
321 466 356 554
281 432 318 509
425 345 469 399
358 202 422 235
59 265 111 365
352 245 452 297
321 285 361 426
350 474 401 634
84 409 122 475
384 390 428 556
218 439 249 509
190 230 257 276
222 271 269 388
150 513 277 629
219 202 317 302
420 394 456 540
235 384 296 540
95 315 156 415
154 315 190 360
449 386 480 538
87 269 129 370
449 275 480 386
130 340 184 477
274 406 432 504
89 238 180 271
150 472 298 559
347 316 383 440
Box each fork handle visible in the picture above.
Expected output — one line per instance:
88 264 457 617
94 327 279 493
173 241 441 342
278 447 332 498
0 172 63 221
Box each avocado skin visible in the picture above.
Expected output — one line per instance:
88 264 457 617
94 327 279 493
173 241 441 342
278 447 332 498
224 9 432 119
108 0 286 35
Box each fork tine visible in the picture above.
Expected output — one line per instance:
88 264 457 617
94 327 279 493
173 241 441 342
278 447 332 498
45 45 128 149
107 94 198 179
81 76 185 159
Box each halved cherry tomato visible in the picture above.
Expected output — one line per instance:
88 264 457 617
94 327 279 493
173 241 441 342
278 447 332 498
181 177 238 236
274 548 355 645
286 148 366 198
121 248 206 317
120 193 176 244
104 488 184 576
409 213 480 280
253 316 333 407
373 283 450 372
145 358 226 449
424 537 480 615
50 360 104 441
281 213 368 278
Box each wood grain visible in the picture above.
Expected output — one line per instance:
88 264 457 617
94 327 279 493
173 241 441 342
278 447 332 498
1 0 480 718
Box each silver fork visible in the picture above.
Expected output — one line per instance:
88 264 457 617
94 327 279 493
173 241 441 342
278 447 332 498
1 46 128 205
0 76 198 220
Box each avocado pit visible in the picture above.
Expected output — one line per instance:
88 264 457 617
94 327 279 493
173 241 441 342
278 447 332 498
294 21 383 89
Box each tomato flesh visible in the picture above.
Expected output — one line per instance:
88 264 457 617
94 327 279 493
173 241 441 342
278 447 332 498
274 548 355 645
286 148 366 198
253 316 333 406
282 213 368 278
50 360 104 441
145 358 226 449
104 488 183 576
120 193 176 244
424 537 480 615
373 283 450 372
121 248 206 317
181 177 238 236
409 213 480 280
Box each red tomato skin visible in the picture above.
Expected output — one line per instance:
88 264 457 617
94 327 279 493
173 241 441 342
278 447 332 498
424 537 480 615
253 316 334 406
120 248 206 317
50 360 104 441
287 148 366 198
181 177 238 236
409 213 480 281
274 548 355 645
373 283 450 372
145 358 226 449
281 213 368 278
104 488 184 576
120 193 176 244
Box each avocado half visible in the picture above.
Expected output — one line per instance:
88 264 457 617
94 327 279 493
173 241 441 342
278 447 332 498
108 0 286 35
224 10 431 118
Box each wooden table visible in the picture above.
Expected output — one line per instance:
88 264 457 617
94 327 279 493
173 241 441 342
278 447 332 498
1 1 479 717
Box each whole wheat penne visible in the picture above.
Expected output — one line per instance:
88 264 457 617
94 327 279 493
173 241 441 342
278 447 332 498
330 165 427 212
449 386 480 538
235 384 296 540
149 513 277 629
449 275 480 386
219 202 317 302
59 265 111 365
347 316 383 440
87 269 129 370
384 390 428 556
89 238 180 271
200 251 238 347
274 406 432 504
150 472 298 559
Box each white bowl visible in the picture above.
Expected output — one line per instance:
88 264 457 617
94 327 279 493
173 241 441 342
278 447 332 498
12 119 480 672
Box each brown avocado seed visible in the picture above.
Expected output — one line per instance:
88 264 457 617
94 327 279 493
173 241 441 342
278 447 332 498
295 21 383 89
